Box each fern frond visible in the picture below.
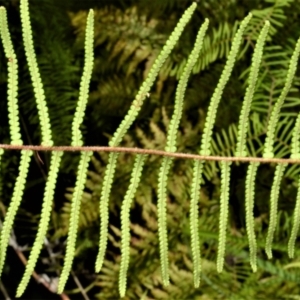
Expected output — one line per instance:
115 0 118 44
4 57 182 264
200 12 252 156
0 7 22 145
71 9 94 147
119 154 147 297
0 150 32 276
109 2 197 148
157 19 209 287
235 21 269 157
20 0 52 146
96 2 197 274
288 175 300 258
263 36 300 158
95 151 119 272
265 162 287 259
58 150 92 293
291 113 300 159
245 162 259 272
16 150 63 297
217 161 231 273
157 156 173 286
189 159 204 287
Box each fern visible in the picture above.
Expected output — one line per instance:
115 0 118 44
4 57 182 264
217 161 231 273
119 154 147 297
235 21 269 157
245 162 259 272
16 150 63 297
0 7 22 146
265 162 287 259
157 18 209 287
0 149 32 276
263 36 300 159
20 0 53 147
95 2 197 273
58 150 93 293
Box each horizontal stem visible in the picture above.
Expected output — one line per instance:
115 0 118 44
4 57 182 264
0 143 298 164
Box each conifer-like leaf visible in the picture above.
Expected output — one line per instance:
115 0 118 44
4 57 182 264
96 2 197 274
157 19 209 287
265 162 287 259
235 21 269 157
58 150 92 293
263 36 300 158
0 7 22 145
200 12 252 156
288 175 300 258
0 150 32 276
245 162 259 272
16 151 63 297
119 154 147 297
217 161 231 273
20 0 53 146
71 9 94 147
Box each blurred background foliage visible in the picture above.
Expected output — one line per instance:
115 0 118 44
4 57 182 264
1 0 300 299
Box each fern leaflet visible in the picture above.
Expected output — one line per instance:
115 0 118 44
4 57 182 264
245 162 259 272
0 150 32 276
265 162 287 259
119 154 147 297
58 151 92 293
96 2 197 273
16 151 63 297
217 161 231 273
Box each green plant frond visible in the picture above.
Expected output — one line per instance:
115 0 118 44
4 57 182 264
20 0 53 146
288 175 300 258
265 162 288 259
245 162 259 272
291 113 300 159
263 36 300 159
71 9 94 147
200 13 252 156
109 2 197 148
157 156 172 286
166 19 209 153
119 154 147 297
16 150 63 297
0 149 32 276
0 7 22 146
95 151 119 272
96 2 197 274
58 150 92 293
156 18 209 288
217 161 231 273
235 21 269 157
189 159 204 287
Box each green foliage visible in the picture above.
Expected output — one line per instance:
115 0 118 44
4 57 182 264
2 0 300 299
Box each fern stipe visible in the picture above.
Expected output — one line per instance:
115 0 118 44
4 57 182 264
217 161 231 273
0 150 32 276
245 162 259 272
58 151 92 293
17 151 63 297
119 154 147 297
96 2 197 274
